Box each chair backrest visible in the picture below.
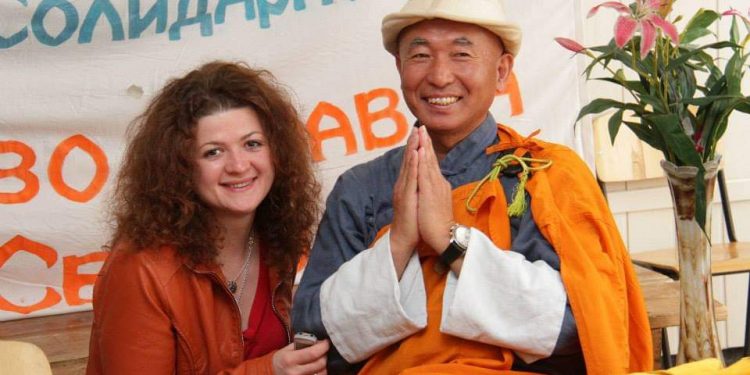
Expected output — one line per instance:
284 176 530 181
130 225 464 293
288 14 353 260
592 110 665 184
0 340 52 375
717 170 737 243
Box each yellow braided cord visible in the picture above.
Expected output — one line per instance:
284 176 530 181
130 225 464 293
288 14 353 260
465 154 553 216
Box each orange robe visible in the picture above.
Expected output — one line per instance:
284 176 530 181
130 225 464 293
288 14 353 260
361 125 652 374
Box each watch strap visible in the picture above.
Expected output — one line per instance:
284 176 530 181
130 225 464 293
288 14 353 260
439 241 466 267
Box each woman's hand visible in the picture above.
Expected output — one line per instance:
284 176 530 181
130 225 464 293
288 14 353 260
272 340 329 375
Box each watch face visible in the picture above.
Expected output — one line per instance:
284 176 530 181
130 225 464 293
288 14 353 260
453 225 470 249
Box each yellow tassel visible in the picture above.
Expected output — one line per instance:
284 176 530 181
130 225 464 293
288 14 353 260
466 154 552 216
507 171 528 217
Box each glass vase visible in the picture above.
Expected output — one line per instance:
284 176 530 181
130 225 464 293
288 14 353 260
661 158 724 366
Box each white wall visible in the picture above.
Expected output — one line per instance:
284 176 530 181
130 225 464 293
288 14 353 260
580 0 750 352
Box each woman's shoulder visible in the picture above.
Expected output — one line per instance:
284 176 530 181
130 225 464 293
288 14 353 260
101 241 188 286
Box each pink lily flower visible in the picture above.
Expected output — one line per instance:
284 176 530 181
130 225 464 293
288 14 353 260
555 37 587 53
722 8 750 32
720 8 745 18
589 0 679 58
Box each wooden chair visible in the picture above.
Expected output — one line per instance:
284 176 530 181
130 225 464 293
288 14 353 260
0 340 52 375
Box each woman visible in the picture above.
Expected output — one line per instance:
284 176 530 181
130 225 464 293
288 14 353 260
87 61 328 374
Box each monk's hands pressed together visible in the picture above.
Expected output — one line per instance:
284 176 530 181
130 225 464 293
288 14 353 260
390 127 420 278
415 126 454 254
390 126 455 277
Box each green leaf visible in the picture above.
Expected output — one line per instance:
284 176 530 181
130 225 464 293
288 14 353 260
595 77 648 93
696 75 734 147
622 120 665 151
637 92 667 113
695 171 708 232
725 49 745 95
706 75 728 96
594 41 652 75
583 52 614 79
684 61 708 72
639 44 659 77
608 109 625 144
643 113 703 167
665 41 737 71
697 100 722 153
639 73 652 93
681 28 715 45
583 59 599 79
576 98 625 121
589 41 621 55
680 9 720 44
731 14 740 44
704 97 750 158
681 65 698 101
667 64 697 107
689 49 722 78
736 99 750 113
681 95 744 105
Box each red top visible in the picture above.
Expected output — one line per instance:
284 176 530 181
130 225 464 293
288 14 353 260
242 251 287 360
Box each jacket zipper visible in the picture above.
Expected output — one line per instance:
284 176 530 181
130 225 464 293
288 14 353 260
196 265 291 348
198 270 246 349
271 278 292 344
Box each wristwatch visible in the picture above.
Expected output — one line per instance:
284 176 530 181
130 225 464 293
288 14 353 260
439 223 470 268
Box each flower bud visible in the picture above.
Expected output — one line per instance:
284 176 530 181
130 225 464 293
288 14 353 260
555 37 586 53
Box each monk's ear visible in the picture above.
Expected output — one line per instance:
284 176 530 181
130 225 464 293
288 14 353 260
496 53 514 92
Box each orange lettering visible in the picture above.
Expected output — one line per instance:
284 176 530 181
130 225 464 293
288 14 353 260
48 134 109 203
306 102 357 162
496 71 524 116
0 140 40 204
63 251 108 306
0 236 61 314
355 88 408 151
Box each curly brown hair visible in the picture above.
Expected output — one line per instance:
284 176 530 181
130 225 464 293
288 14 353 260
111 61 321 273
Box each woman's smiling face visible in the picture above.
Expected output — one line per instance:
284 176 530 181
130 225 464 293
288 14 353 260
192 107 274 222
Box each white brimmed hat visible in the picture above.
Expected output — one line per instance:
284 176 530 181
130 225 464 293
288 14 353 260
382 0 522 56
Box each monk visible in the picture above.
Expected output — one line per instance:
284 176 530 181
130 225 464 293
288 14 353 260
293 0 653 374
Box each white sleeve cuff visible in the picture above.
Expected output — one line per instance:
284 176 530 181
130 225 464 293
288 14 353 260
320 231 427 363
441 228 567 362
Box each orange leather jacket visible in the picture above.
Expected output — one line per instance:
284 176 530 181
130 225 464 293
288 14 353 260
86 242 293 375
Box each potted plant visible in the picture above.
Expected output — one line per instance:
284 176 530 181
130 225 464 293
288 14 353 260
556 0 750 365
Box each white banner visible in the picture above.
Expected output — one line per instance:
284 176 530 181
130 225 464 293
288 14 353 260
0 0 582 320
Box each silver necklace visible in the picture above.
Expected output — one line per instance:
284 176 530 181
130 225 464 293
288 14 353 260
227 233 255 302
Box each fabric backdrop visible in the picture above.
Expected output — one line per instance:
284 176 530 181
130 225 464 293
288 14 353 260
0 0 583 320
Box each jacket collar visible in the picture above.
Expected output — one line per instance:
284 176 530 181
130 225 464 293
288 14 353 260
186 242 288 292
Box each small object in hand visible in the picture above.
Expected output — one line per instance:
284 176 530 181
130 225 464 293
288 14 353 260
294 332 318 350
